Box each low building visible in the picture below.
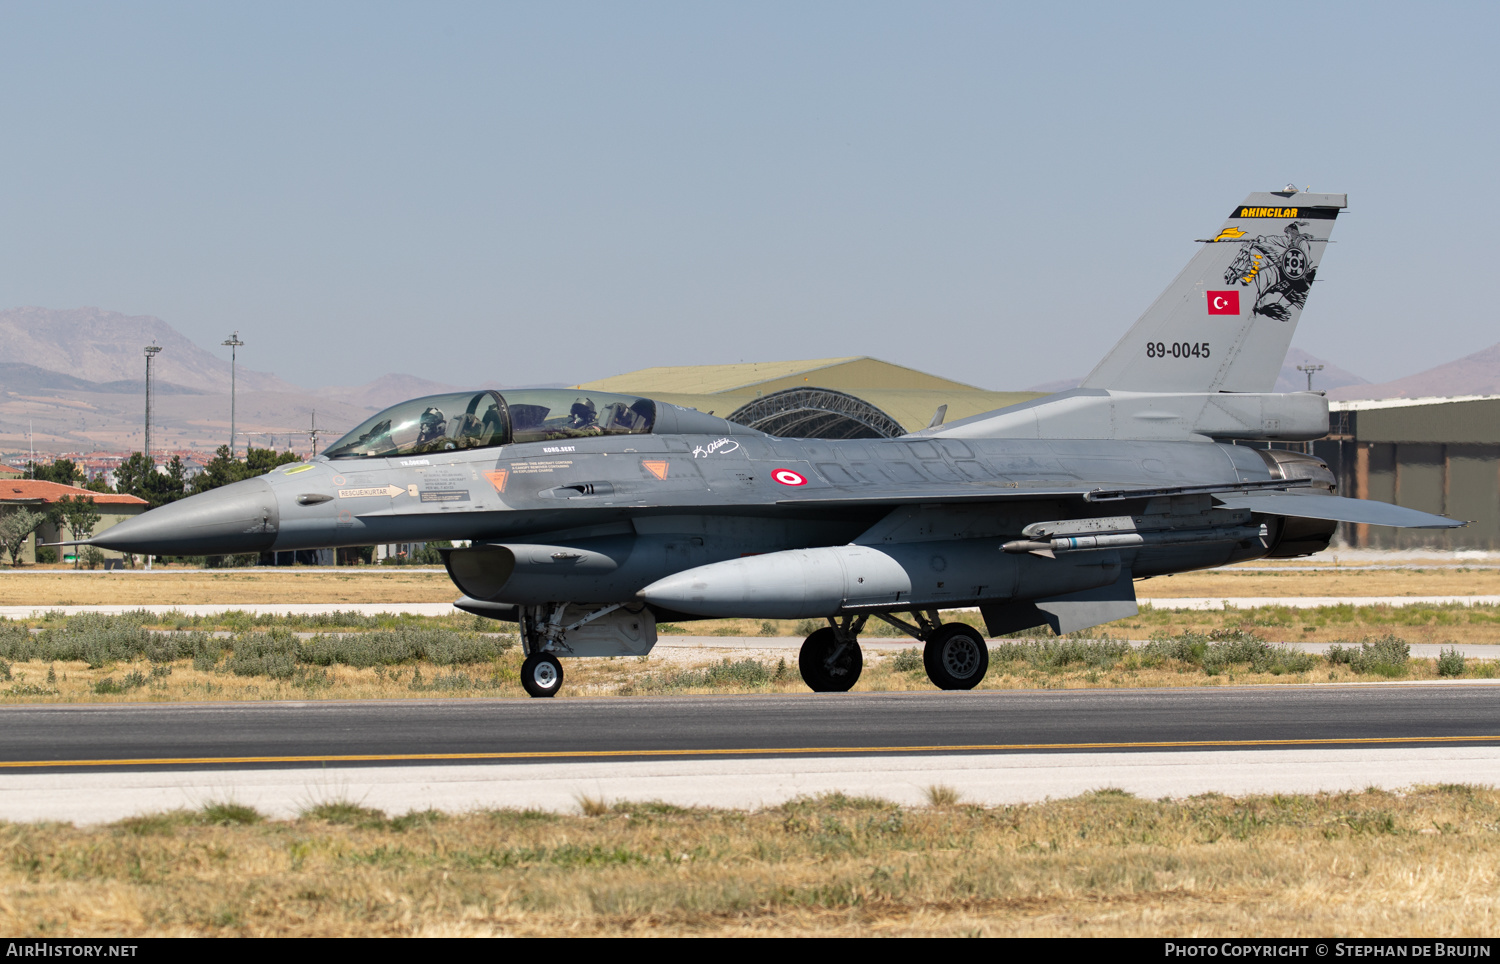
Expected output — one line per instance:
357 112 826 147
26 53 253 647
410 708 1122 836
0 481 149 563
576 357 1042 439
1311 397 1500 550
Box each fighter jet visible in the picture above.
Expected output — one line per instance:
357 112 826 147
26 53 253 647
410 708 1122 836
91 189 1460 697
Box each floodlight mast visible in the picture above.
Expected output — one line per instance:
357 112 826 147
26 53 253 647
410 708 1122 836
1296 363 1325 392
222 332 244 458
143 344 163 462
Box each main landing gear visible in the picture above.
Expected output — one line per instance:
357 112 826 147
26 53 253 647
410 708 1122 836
796 611 989 692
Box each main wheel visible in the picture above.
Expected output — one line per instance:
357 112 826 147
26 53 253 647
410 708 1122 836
521 653 564 698
798 627 863 692
923 623 989 691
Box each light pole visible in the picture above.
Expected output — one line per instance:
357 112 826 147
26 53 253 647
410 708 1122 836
143 344 162 462
222 332 244 458
1296 363 1325 392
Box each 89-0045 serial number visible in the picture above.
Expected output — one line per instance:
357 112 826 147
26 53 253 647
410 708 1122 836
1147 342 1210 359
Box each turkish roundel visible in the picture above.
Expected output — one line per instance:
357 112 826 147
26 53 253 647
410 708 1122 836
1207 290 1240 315
772 469 807 486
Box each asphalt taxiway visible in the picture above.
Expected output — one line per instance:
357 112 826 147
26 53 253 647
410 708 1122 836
1 683 1496 822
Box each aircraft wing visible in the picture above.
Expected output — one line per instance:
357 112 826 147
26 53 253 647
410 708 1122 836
773 477 1310 508
1213 491 1462 529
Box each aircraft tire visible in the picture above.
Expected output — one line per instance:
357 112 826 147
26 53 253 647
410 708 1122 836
521 653 564 698
798 627 862 693
923 624 989 691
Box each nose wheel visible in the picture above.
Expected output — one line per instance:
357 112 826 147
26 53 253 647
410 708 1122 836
798 624 864 692
521 653 564 698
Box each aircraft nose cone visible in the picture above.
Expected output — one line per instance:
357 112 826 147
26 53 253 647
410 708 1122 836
90 477 280 555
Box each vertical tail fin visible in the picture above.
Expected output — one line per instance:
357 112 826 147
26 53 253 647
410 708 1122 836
1080 189 1347 393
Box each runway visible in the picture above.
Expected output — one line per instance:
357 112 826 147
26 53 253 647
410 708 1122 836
1 683 1497 822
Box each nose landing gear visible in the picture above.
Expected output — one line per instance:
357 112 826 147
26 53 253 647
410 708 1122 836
797 616 866 692
520 652 564 698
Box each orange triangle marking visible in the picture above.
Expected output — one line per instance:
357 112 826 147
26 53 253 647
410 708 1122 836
642 460 669 480
484 469 510 493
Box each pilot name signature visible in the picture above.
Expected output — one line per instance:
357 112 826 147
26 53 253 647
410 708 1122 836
692 438 741 459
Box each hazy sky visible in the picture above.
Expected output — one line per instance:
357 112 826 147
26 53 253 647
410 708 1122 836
2 2 1495 390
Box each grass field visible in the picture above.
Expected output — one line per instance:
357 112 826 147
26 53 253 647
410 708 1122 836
0 613 1492 705
2 562 1500 608
2 786 1497 936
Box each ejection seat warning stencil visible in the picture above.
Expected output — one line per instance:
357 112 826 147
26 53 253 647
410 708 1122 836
642 460 669 480
509 461 572 474
484 469 509 493
420 490 470 503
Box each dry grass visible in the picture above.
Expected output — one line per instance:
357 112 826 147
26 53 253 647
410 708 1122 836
1 786 1497 936
1113 604 1500 647
1138 565 1500 599
0 568 458 606
0 640 1492 707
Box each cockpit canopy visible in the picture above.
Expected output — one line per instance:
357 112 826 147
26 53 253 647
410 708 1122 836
322 390 657 460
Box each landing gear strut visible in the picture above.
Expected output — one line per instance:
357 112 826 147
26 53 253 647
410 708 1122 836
872 610 990 691
798 615 866 692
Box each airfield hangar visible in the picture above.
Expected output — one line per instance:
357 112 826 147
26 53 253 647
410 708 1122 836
576 361 1500 551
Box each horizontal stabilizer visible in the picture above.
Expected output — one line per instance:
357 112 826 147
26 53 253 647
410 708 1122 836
1214 493 1462 529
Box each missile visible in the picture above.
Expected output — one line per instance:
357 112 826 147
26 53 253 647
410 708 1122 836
1002 523 1266 556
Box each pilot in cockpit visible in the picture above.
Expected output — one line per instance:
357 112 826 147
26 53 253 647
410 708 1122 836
568 398 599 431
414 407 448 449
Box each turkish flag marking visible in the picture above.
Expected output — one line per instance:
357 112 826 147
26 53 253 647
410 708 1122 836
642 460 669 480
484 469 509 493
1207 290 1240 315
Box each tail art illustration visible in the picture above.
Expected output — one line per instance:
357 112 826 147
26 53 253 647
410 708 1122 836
1081 189 1346 394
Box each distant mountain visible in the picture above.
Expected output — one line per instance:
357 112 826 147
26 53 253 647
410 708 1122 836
1024 346 1365 394
0 362 205 397
0 307 298 394
312 374 469 411
1272 347 1368 394
1328 342 1500 400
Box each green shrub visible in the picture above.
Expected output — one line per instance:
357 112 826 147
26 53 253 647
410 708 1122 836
1140 630 1315 676
890 648 924 673
1326 635 1411 676
866 619 908 638
990 637 1131 670
621 658 777 695
199 802 262 825
93 671 148 694
1437 647 1466 677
